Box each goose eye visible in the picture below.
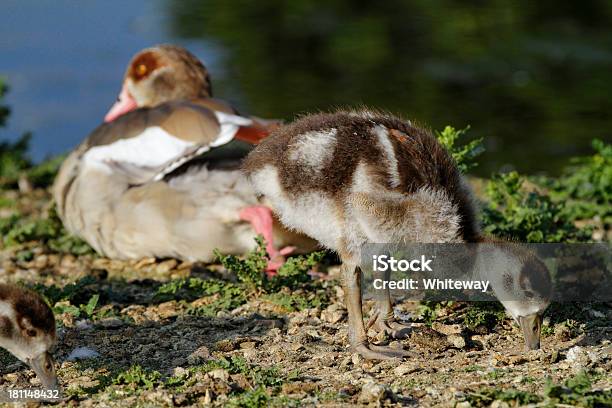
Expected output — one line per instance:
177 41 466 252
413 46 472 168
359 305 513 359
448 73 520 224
137 64 147 76
27 329 37 337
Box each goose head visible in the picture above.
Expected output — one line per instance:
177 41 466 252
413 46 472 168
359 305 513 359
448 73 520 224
104 44 212 122
0 284 58 388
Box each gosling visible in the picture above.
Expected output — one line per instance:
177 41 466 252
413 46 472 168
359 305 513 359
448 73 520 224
243 110 550 359
0 284 58 388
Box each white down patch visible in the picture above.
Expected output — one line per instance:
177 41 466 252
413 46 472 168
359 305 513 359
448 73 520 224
249 165 342 249
83 126 195 172
372 125 401 188
288 128 337 172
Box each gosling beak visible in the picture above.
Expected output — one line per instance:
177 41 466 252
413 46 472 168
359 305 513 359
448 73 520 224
29 352 58 389
518 313 542 351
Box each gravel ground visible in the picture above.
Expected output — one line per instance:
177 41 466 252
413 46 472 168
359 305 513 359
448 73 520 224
0 189 610 407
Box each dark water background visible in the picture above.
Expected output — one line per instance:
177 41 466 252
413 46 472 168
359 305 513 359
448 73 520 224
2 0 611 176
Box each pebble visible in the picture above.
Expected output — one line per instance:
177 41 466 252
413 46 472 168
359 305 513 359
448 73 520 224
394 363 420 376
242 348 257 361
448 334 466 349
566 345 589 367
239 341 256 349
321 305 346 324
359 381 389 403
66 347 100 361
187 346 211 365
209 368 229 382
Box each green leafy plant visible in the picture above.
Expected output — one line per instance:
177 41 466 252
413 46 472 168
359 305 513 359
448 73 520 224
32 277 101 318
544 139 612 224
462 302 507 332
113 365 162 390
214 236 268 290
544 371 612 407
482 171 591 242
155 277 248 317
215 236 326 293
1 204 94 254
435 125 484 173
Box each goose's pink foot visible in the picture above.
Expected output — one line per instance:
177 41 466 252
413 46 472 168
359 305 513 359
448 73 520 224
239 206 294 275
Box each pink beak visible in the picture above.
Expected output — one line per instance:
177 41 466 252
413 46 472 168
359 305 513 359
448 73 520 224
104 84 138 122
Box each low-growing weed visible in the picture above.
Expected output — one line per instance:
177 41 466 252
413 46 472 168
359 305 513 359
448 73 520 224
435 125 484 173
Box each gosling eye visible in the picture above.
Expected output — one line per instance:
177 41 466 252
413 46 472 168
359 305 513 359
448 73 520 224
26 329 37 337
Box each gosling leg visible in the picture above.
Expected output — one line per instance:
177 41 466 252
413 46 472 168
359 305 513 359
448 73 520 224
342 262 407 360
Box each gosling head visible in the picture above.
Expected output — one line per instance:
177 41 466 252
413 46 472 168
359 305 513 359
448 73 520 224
0 284 58 389
478 243 552 350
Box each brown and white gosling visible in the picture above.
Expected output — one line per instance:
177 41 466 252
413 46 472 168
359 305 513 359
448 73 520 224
0 284 58 388
243 110 551 360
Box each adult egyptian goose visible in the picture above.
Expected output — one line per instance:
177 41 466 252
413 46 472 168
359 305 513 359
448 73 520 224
53 45 315 269
243 110 551 359
0 284 58 388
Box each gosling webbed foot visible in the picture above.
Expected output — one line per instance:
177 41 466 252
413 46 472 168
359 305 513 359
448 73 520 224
373 318 412 339
354 343 408 360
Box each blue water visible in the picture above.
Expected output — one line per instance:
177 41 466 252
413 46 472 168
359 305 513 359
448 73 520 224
0 0 221 161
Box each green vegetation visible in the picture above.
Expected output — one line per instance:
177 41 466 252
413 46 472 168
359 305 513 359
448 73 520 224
156 238 329 316
462 302 507 332
481 171 591 242
0 133 65 190
155 276 247 317
31 276 102 319
113 365 162 391
465 371 611 407
542 139 612 224
436 125 484 173
481 140 610 243
0 205 94 255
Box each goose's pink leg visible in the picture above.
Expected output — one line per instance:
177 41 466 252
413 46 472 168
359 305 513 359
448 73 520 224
239 206 294 274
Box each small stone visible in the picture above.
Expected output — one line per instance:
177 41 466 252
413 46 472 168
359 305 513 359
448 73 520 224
394 363 420 376
455 402 472 408
566 346 588 366
321 307 346 324
98 318 124 329
352 353 364 366
448 334 466 349
242 348 257 361
187 346 211 365
4 373 19 383
209 368 229 382
432 323 462 335
239 341 256 349
173 367 188 377
359 381 389 403
491 400 510 408
156 259 178 273
290 343 304 352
